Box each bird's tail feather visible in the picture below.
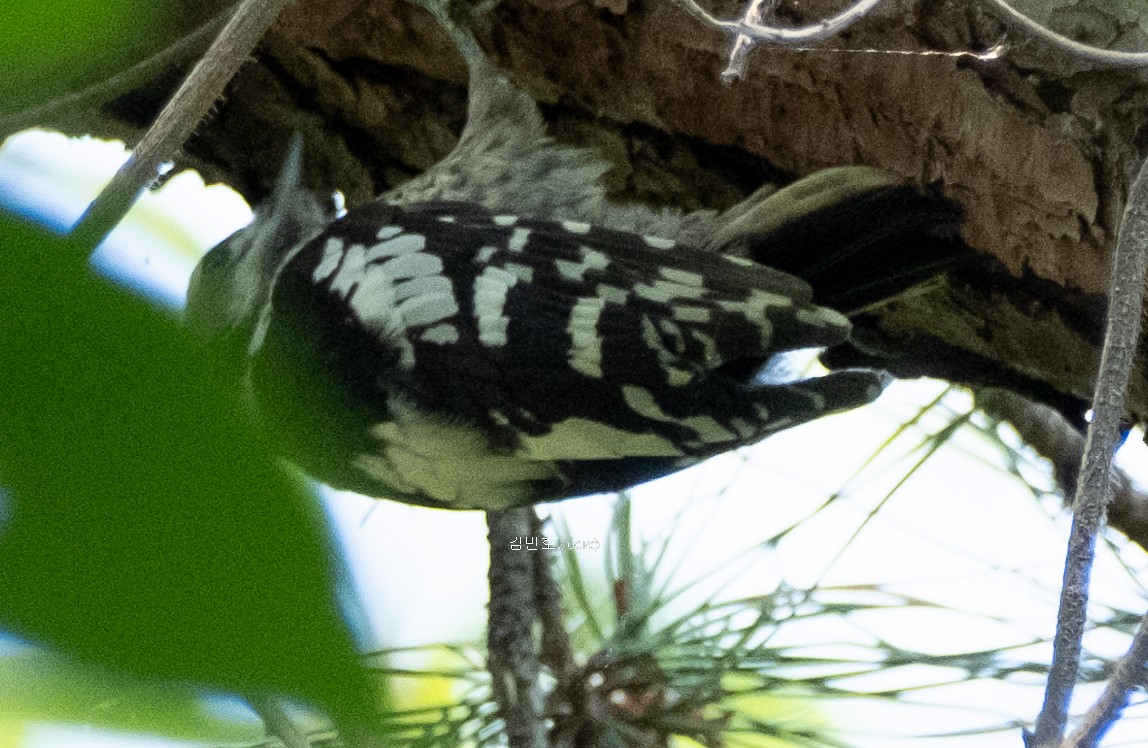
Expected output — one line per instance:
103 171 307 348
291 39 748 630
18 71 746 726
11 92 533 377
710 167 967 313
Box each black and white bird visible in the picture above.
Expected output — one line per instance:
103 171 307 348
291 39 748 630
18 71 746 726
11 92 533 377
185 22 965 510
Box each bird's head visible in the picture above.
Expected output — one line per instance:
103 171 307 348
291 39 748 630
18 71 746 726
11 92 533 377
185 134 329 343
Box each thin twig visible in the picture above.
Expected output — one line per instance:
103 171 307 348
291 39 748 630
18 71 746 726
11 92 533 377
1031 154 1148 746
0 3 235 136
1065 606 1148 747
985 0 1148 67
486 508 547 748
671 0 884 46
976 388 1148 553
68 0 299 260
530 511 575 677
720 0 777 84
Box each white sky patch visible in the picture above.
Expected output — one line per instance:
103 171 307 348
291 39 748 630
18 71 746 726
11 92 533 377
0 130 252 308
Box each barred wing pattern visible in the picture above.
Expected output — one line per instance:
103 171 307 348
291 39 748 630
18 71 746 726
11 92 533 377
246 201 883 509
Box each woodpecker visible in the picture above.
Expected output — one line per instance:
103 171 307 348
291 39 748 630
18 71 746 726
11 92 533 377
185 22 965 510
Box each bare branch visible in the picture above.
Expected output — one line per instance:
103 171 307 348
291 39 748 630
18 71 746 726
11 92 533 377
0 4 233 137
976 389 1148 553
1031 153 1148 746
1064 607 1148 747
672 0 884 46
69 0 299 258
985 0 1148 67
486 508 547 748
721 0 778 84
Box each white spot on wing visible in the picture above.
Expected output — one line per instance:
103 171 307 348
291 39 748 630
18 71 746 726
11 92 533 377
714 288 794 342
561 220 591 234
328 244 367 297
640 315 693 387
494 215 518 226
363 399 558 508
660 267 704 286
730 417 757 438
312 237 344 283
366 234 427 262
796 307 849 328
394 275 452 302
474 266 518 347
421 323 460 344
503 262 534 283
567 297 605 378
634 278 706 303
556 247 610 281
622 386 674 422
690 329 720 366
398 291 459 327
680 415 737 443
477 246 497 263
380 251 443 280
596 284 628 304
508 227 530 252
672 306 711 323
348 268 402 338
354 452 417 493
642 235 676 249
519 418 683 459
376 225 403 240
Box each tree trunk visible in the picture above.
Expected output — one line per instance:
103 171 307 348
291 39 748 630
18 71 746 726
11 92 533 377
13 0 1148 431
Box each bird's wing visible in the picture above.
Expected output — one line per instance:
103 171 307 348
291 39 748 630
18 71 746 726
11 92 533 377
254 201 866 470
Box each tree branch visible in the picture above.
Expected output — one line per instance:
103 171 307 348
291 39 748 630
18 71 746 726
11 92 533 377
1032 152 1148 746
976 388 1148 553
70 0 298 258
0 4 233 138
486 508 547 748
1064 605 1148 747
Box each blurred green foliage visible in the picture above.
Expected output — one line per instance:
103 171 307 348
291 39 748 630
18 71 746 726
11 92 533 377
0 0 380 736
0 0 185 113
0 216 376 729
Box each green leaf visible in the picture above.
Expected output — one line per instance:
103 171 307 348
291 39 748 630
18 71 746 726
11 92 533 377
0 0 179 114
0 215 378 731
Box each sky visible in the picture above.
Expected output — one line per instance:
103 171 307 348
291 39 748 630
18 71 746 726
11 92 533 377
2 129 1148 747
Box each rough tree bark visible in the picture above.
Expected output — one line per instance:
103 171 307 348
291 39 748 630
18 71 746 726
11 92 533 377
9 0 1148 493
